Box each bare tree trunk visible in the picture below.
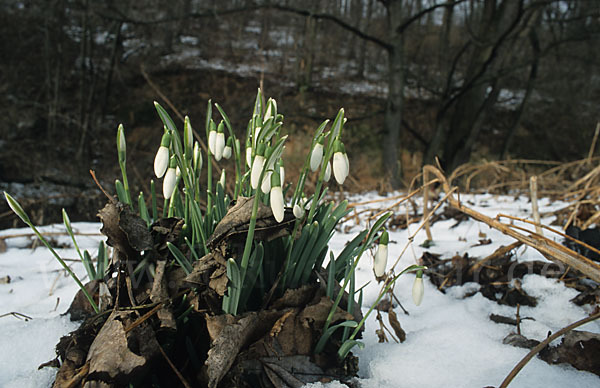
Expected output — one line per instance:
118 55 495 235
383 0 404 188
356 0 373 78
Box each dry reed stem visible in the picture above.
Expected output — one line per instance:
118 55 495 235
422 167 433 241
423 165 600 283
499 310 600 388
529 176 543 235
587 122 600 162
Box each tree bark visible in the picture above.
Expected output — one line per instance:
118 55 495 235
383 0 404 188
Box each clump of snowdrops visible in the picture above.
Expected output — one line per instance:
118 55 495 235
4 89 424 359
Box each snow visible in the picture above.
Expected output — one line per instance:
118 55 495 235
1 194 599 387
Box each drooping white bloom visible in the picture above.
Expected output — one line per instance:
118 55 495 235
223 144 232 159
215 132 225 161
333 152 348 184
279 165 285 185
251 155 265 189
246 147 252 167
293 203 304 219
374 244 388 277
270 170 284 222
163 167 177 199
270 186 284 222
323 161 331 182
412 272 424 306
332 140 349 185
208 130 217 155
374 230 388 277
261 171 272 194
310 143 323 172
154 146 169 178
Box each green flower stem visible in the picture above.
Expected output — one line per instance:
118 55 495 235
348 264 424 341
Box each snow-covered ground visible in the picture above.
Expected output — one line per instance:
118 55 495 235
1 194 599 387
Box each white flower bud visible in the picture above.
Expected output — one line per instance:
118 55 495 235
163 167 177 199
323 161 331 182
219 169 226 188
246 147 252 167
333 151 348 184
293 203 304 219
261 171 272 194
208 130 217 155
310 143 323 172
215 132 225 161
374 243 388 277
223 145 232 159
250 155 265 189
412 276 424 306
154 146 169 178
270 186 284 223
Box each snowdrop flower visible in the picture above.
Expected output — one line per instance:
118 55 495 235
261 170 272 194
251 143 266 190
332 140 349 185
223 137 233 159
412 270 424 306
374 230 388 277
215 122 225 161
163 156 178 199
154 131 171 178
270 170 284 223
279 160 285 185
208 122 217 155
117 124 126 164
293 203 304 219
245 137 253 167
193 141 202 173
323 161 331 182
310 135 324 171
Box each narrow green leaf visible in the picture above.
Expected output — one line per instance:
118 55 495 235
167 242 192 275
154 101 177 132
314 320 358 354
337 339 364 360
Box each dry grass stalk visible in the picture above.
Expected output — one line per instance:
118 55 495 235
529 176 543 235
423 165 600 283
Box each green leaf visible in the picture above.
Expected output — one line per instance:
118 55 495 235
82 250 97 280
167 242 193 275
314 320 358 354
115 180 127 204
138 192 150 227
96 241 107 279
154 101 177 132
326 252 336 299
337 339 364 360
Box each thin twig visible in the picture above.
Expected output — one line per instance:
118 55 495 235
499 310 600 388
0 311 33 321
157 342 193 388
